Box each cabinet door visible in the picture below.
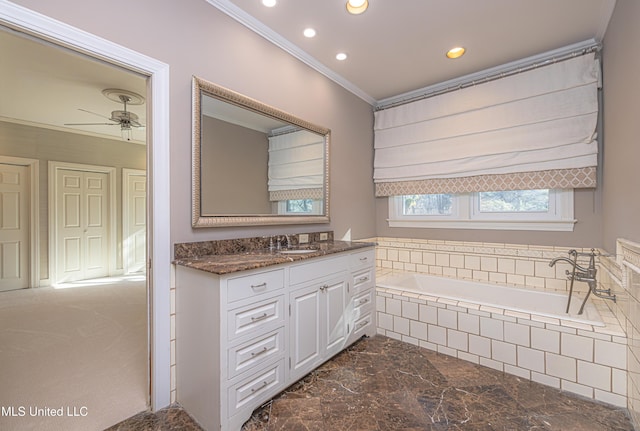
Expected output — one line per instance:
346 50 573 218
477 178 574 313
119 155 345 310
322 277 349 358
289 284 322 382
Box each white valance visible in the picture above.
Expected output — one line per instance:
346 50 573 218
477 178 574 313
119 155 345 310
268 129 324 200
374 53 600 196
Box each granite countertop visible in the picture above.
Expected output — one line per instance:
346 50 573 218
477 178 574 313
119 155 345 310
173 240 376 275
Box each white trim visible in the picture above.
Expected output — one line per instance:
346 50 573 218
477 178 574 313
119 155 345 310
388 190 576 232
0 155 39 288
48 161 117 283
205 0 376 105
0 1 172 411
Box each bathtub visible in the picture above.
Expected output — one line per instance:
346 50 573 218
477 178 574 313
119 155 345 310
377 272 604 327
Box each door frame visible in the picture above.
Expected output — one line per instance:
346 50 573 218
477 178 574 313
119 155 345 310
123 168 146 275
0 1 172 410
0 156 40 288
48 161 117 284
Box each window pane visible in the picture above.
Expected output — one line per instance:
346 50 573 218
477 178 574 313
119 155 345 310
286 199 313 213
402 194 452 215
478 190 549 212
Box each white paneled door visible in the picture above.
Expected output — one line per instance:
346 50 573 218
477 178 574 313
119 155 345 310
123 170 146 274
0 164 29 291
55 169 109 283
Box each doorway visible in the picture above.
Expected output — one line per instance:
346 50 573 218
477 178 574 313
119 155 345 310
0 4 170 430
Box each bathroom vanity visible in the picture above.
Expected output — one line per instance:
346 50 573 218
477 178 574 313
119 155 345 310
174 239 375 431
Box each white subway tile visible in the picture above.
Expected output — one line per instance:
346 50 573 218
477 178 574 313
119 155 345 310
489 272 507 284
612 368 627 395
498 258 516 275
531 372 560 389
561 380 593 399
594 390 627 408
419 340 438 351
402 301 419 320
399 250 411 263
506 274 526 286
428 324 447 345
473 270 489 282
394 316 410 336
469 334 491 358
419 304 438 324
546 352 576 381
447 329 468 351
410 320 428 341
594 339 627 369
480 316 504 340
436 253 450 267
402 335 420 346
386 298 402 316
376 295 386 312
438 308 458 329
479 357 503 372
504 322 530 347
534 260 556 279
458 313 480 335
457 351 479 364
481 256 498 272
437 345 457 357
492 340 517 365
515 260 535 276
504 364 531 380
531 327 560 354
578 361 611 392
561 333 594 361
517 346 545 373
378 312 393 331
410 251 423 264
465 255 481 270
422 252 436 265
450 254 465 268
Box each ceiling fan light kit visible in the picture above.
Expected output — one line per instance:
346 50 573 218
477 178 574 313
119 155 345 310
346 0 368 15
64 88 145 141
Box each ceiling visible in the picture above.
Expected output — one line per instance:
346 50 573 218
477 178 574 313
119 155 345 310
212 0 616 104
0 0 616 142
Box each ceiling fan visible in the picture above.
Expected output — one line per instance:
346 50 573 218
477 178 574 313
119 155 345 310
64 88 145 141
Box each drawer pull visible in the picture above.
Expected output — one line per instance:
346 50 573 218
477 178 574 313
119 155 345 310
251 347 269 357
357 297 369 305
359 257 368 261
251 313 269 322
356 276 369 283
251 282 267 290
251 381 269 393
356 320 369 329
319 284 329 292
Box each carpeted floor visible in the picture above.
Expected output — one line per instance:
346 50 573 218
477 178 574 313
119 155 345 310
0 276 148 431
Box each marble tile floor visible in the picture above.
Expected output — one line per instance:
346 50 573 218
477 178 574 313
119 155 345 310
111 335 634 430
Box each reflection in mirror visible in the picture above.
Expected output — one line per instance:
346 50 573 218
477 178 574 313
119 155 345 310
192 76 330 227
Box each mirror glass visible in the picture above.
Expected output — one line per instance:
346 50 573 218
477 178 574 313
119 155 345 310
192 77 330 227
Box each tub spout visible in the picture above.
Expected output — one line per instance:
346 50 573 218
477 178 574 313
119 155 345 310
549 256 588 273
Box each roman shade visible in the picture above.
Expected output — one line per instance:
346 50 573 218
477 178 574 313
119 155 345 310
374 53 600 196
268 129 324 201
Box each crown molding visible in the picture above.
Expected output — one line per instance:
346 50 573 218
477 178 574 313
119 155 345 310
205 0 377 105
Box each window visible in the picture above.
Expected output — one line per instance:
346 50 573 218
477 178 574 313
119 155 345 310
389 189 575 231
278 199 323 215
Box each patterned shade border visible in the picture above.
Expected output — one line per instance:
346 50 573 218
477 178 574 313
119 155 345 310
375 167 596 197
270 188 324 201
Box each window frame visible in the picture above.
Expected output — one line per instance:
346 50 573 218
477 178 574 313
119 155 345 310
388 189 576 231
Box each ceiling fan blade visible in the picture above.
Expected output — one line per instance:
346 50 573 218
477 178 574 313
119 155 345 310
130 120 146 128
64 122 119 126
77 108 113 120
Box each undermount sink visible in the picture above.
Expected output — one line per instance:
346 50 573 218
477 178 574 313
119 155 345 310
278 249 318 255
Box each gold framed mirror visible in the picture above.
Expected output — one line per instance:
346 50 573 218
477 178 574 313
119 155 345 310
192 76 330 227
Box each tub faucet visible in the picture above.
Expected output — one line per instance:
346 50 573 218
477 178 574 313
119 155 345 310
549 249 614 315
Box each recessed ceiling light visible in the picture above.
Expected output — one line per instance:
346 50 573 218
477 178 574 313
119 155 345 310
446 47 466 59
346 0 368 15
336 52 348 61
303 28 316 38
262 0 276 7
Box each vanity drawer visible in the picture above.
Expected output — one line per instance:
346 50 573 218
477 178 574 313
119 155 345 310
352 268 374 294
228 327 284 379
290 255 348 286
228 295 284 341
352 290 374 315
228 359 285 416
352 313 373 338
227 269 285 303
350 249 375 271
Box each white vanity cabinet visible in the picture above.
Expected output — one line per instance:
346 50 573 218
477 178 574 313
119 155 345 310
176 246 375 431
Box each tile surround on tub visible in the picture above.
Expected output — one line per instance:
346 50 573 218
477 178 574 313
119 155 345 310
371 236 634 409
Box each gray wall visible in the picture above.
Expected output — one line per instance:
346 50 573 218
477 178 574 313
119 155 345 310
200 116 270 215
0 121 146 279
601 1 640 253
10 0 376 246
